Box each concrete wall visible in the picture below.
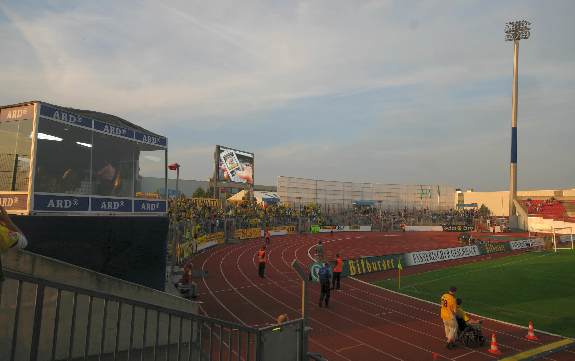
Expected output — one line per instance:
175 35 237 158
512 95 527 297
456 191 509 216
1 250 199 360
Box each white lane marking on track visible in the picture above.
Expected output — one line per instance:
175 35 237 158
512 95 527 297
232 237 402 361
302 235 563 356
234 236 357 360
289 257 475 359
452 351 476 359
335 343 364 353
287 237 462 359
222 244 277 321
201 247 246 325
349 277 559 355
207 235 532 360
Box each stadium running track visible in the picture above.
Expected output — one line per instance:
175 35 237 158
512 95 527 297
190 232 575 361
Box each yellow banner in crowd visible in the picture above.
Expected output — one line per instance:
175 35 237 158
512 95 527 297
235 228 261 240
190 198 221 208
269 225 296 234
176 231 225 263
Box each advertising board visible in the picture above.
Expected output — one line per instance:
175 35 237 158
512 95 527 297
509 239 544 250
342 254 403 277
404 245 480 266
442 224 475 232
317 225 372 233
235 227 261 240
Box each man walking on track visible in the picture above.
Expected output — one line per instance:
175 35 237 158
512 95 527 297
332 254 343 290
441 286 458 349
318 262 331 308
257 246 267 278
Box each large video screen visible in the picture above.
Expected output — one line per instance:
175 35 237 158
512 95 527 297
216 145 254 185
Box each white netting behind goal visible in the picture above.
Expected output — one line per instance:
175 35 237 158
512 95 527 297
552 227 574 252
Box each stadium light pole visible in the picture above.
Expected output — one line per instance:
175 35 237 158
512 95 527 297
505 20 531 228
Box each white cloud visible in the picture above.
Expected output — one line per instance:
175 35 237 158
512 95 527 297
1 0 574 190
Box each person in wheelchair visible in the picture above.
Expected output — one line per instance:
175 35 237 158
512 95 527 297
455 298 486 347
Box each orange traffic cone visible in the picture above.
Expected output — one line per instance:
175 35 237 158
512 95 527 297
488 333 502 355
526 321 539 341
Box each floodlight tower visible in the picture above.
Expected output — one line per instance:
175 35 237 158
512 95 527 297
505 20 531 227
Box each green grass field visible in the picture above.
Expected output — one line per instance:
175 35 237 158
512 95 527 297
374 251 575 338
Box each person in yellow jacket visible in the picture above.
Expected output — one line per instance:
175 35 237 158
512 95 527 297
440 286 458 349
455 298 479 331
0 205 28 283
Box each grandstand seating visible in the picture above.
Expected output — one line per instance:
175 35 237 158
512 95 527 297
522 199 575 223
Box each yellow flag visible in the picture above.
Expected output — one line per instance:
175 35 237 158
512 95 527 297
397 258 403 271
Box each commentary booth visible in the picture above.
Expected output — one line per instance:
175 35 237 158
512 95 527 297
0 101 168 289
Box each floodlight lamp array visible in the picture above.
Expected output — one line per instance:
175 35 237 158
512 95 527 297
505 20 531 41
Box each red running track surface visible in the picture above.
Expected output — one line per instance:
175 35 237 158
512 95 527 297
190 232 573 361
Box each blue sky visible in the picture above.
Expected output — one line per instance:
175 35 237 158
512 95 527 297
1 0 574 190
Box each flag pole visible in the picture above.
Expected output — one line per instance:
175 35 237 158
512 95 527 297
397 258 403 289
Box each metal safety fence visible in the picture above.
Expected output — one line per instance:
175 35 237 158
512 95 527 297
0 269 309 361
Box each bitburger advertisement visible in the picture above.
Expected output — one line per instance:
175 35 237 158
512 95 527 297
341 254 404 277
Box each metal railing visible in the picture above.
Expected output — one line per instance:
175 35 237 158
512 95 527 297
1 269 309 361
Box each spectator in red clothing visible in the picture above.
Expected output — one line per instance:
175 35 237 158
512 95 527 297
257 246 267 278
332 254 343 290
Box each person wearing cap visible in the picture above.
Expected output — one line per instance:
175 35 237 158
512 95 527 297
440 286 458 349
332 253 343 290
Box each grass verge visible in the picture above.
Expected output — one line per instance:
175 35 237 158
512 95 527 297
373 251 575 338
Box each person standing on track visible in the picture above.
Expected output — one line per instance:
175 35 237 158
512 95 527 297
264 228 271 246
318 262 331 308
332 254 343 290
315 240 324 262
257 246 267 278
440 286 459 349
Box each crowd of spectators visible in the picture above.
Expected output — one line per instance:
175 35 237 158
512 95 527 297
169 195 482 235
168 196 325 234
323 205 481 230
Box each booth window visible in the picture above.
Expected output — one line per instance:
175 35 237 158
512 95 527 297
34 118 92 194
0 109 33 192
92 132 135 197
134 144 166 199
